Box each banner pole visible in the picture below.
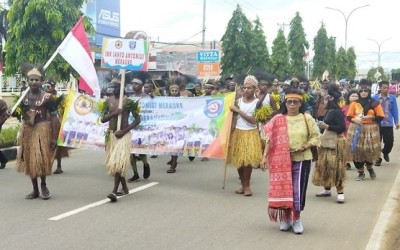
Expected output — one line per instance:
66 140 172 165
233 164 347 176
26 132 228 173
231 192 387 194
117 69 126 130
222 91 237 189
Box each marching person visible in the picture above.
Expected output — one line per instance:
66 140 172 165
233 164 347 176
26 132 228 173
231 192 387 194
43 77 69 174
261 88 320 234
16 64 59 200
228 75 262 197
346 79 384 181
101 78 141 202
341 90 359 170
126 76 151 182
312 84 347 203
372 80 399 166
255 79 278 168
0 99 10 169
165 83 183 173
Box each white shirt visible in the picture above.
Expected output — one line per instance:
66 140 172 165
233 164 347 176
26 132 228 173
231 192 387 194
371 83 380 96
236 98 258 130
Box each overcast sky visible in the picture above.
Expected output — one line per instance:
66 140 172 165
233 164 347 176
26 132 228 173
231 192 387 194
120 0 399 70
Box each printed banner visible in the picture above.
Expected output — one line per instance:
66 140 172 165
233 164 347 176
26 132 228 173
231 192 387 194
58 91 235 159
101 38 150 70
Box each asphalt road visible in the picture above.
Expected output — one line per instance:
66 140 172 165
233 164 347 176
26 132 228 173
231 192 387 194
0 139 399 250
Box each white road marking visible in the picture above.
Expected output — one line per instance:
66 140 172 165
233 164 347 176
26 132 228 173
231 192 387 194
48 182 159 221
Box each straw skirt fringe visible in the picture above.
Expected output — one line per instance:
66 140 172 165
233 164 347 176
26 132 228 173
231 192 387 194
17 122 53 178
105 132 131 176
312 136 347 187
347 123 381 162
227 128 262 168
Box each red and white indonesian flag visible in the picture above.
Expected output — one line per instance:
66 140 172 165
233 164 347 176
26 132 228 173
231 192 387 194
58 16 100 98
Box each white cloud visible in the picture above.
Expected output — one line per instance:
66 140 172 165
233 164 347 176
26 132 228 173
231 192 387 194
120 0 400 70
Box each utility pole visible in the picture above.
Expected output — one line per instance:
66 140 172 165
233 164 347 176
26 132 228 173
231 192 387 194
201 0 206 49
277 22 290 33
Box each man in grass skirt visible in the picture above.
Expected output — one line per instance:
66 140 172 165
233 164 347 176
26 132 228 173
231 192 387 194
16 63 59 200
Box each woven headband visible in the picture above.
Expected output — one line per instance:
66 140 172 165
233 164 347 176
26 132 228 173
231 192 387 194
285 93 303 101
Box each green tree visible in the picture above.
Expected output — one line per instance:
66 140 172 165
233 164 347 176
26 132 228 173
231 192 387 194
220 5 254 78
346 47 357 80
251 16 270 72
391 68 400 80
367 67 388 82
5 0 93 80
220 5 271 79
326 37 337 79
334 46 357 80
0 6 7 59
335 47 348 80
287 12 309 77
270 29 289 81
312 25 329 80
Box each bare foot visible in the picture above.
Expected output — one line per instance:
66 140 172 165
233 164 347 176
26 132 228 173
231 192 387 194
235 188 244 194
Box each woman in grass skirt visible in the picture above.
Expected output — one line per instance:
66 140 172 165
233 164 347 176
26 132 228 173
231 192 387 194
346 79 384 181
312 83 347 203
228 75 262 197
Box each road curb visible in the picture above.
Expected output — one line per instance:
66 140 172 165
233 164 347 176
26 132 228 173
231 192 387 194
366 166 400 250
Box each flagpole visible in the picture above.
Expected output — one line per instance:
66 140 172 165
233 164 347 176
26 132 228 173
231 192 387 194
222 91 237 189
9 48 61 115
117 69 126 130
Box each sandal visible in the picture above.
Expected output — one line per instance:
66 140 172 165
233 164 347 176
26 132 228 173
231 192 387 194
167 167 176 173
116 189 129 196
53 169 63 174
107 193 118 202
41 186 51 200
128 174 140 183
26 191 40 200
143 163 150 179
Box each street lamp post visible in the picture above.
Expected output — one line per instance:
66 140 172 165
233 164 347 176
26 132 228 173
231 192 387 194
368 37 392 67
326 5 370 50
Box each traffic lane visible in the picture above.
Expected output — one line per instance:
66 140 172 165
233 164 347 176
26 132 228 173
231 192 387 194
0 148 398 249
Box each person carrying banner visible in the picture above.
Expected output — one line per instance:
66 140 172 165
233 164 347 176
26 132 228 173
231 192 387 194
43 77 70 174
166 83 181 173
16 63 59 200
126 75 151 182
199 82 215 162
227 75 262 197
101 79 141 202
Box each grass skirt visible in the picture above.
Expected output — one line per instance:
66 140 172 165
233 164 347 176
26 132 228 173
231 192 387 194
312 136 347 187
105 132 131 176
347 123 381 162
227 128 262 168
17 122 53 178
